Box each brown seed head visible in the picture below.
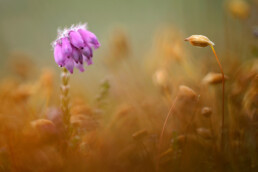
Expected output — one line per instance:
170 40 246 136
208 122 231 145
178 85 198 101
202 72 229 85
196 128 212 140
201 107 212 118
184 35 214 47
30 119 57 139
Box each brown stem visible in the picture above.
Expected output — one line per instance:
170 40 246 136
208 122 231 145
210 45 225 151
156 96 178 171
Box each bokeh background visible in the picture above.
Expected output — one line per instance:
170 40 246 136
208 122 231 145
0 0 238 72
1 0 249 97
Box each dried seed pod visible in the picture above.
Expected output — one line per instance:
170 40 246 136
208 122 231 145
184 35 214 47
132 129 148 141
201 107 212 118
178 85 198 101
30 119 57 140
227 0 250 20
196 128 212 140
202 72 229 85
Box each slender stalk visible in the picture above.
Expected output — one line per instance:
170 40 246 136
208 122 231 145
157 96 178 170
210 45 225 150
60 68 71 132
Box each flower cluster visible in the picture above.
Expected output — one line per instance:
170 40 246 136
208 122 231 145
52 23 100 73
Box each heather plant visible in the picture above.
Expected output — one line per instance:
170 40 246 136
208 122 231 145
52 23 100 146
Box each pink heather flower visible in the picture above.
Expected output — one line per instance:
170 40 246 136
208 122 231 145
84 56 93 66
81 45 93 58
65 57 75 74
61 37 73 56
52 23 100 73
78 29 101 49
74 62 85 72
69 31 84 49
72 46 81 63
54 43 66 67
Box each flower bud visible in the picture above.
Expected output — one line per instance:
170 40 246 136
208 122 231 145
75 62 85 72
81 46 93 58
84 56 93 65
54 43 66 67
78 29 101 49
78 55 83 64
65 57 74 74
72 46 81 63
30 119 57 139
69 31 84 49
184 35 214 47
61 37 72 56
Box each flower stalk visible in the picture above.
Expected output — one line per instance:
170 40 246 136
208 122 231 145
60 67 71 132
